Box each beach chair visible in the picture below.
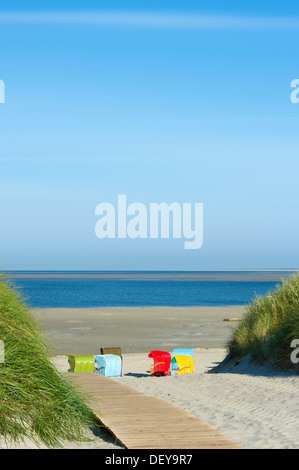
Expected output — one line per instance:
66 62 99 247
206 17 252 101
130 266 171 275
148 350 171 377
171 348 194 372
68 354 95 373
171 355 194 375
95 354 122 378
171 349 194 375
100 346 122 358
100 346 123 376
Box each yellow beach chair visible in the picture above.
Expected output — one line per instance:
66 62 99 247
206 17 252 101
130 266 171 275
171 355 194 375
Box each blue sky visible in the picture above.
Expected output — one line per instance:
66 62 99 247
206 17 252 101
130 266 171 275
0 1 299 270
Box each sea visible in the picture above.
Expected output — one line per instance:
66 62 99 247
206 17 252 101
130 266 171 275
3 271 297 309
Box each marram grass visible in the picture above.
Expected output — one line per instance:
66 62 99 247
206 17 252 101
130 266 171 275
0 276 98 447
227 274 299 372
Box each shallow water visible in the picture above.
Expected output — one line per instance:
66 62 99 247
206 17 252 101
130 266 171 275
5 270 294 308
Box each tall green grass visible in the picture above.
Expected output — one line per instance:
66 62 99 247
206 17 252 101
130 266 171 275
0 277 98 446
227 274 299 372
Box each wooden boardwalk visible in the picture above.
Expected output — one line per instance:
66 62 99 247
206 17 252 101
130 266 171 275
72 373 243 449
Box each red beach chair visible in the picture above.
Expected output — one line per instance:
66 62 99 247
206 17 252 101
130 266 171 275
148 350 171 376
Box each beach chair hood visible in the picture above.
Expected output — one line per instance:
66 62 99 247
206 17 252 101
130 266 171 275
172 348 194 358
171 348 194 371
68 355 95 373
148 350 171 375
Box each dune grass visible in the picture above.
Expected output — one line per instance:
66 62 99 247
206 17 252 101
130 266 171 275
227 274 299 372
0 276 98 447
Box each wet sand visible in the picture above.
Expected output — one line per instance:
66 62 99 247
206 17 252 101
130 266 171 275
32 306 246 354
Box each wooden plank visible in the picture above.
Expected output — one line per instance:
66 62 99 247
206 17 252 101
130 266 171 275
70 373 244 450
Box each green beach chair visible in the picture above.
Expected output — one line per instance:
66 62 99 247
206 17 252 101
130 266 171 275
68 354 95 373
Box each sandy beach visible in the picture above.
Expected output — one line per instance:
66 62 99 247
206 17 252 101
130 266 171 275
3 348 297 450
32 306 245 354
51 349 299 450
2 306 298 449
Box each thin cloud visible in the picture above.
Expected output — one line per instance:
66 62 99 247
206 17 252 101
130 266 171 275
0 11 298 30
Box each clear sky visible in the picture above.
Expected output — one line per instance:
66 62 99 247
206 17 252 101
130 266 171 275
0 1 299 270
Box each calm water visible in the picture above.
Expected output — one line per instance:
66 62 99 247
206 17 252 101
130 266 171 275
5 271 294 308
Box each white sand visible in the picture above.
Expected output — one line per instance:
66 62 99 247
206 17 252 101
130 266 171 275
122 349 299 449
2 349 298 449
119 349 299 449
53 350 299 449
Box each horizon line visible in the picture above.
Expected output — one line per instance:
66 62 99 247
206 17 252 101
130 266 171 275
2 269 299 272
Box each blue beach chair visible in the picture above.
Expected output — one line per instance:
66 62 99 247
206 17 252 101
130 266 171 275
95 354 122 378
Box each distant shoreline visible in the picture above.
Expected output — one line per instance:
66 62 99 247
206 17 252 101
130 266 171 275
4 271 296 282
4 269 299 272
